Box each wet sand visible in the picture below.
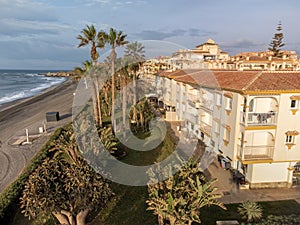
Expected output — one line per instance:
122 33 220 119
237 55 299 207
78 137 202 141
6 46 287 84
0 79 78 192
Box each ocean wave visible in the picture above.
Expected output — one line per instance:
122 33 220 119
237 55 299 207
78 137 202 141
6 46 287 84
0 77 66 105
26 73 39 77
31 78 65 92
0 91 29 105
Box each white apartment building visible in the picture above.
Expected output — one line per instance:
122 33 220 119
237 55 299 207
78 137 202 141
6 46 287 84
147 69 300 188
229 50 300 71
171 39 229 70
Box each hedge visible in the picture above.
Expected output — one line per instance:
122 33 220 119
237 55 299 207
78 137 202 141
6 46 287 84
0 125 71 225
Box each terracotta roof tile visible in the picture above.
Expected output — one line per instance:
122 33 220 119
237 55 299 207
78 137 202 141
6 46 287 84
245 72 300 91
159 70 300 93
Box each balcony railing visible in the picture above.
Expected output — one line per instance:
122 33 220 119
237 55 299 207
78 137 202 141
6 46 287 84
188 99 200 109
185 112 198 124
199 121 212 136
238 145 274 161
201 99 214 111
242 111 277 126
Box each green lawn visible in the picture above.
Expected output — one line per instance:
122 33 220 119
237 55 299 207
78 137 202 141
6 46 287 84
5 126 300 225
199 200 300 225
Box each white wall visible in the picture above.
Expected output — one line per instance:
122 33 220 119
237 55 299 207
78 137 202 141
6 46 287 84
250 162 289 183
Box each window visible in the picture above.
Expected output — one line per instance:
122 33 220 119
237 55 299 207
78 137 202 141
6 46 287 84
249 99 254 112
286 135 294 143
214 120 220 134
201 132 205 140
291 100 297 109
216 94 222 106
226 97 232 110
223 124 231 146
285 130 299 150
223 129 230 142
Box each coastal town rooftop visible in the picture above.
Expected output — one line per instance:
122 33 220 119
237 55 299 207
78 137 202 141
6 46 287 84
156 70 300 94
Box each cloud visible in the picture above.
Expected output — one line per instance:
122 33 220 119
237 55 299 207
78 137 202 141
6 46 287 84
222 39 264 49
133 28 217 41
83 0 147 8
188 28 217 37
219 39 268 54
0 18 72 37
134 30 185 40
0 0 55 21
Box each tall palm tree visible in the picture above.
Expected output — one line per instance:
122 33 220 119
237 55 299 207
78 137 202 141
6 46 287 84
77 24 105 127
100 28 128 132
77 25 100 64
125 42 145 123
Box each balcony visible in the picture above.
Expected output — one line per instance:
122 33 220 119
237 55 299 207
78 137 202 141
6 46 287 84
199 121 212 136
241 111 277 126
201 99 214 111
238 145 274 162
185 112 198 124
188 99 200 109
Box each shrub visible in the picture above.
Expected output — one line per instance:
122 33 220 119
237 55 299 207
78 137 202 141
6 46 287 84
0 125 71 225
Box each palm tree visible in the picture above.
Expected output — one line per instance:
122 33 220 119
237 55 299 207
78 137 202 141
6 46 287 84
238 200 263 223
73 60 92 81
100 28 128 132
77 25 101 64
147 161 226 225
77 24 105 127
124 42 145 123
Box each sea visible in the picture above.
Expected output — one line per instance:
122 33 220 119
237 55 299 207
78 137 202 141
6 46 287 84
0 70 66 106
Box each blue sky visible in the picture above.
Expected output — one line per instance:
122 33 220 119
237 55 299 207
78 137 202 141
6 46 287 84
0 0 300 70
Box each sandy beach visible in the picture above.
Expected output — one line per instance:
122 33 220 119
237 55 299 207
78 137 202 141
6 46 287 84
0 79 78 192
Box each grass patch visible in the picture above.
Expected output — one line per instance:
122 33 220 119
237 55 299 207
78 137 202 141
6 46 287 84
199 200 300 225
91 130 176 225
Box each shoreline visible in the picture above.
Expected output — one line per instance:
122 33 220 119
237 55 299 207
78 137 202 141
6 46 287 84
0 78 70 113
0 78 78 192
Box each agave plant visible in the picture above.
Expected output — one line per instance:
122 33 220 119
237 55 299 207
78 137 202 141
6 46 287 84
238 200 263 223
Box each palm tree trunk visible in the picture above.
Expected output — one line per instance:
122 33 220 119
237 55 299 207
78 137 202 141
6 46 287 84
90 79 100 125
95 77 103 127
111 49 116 132
133 72 137 123
122 76 127 139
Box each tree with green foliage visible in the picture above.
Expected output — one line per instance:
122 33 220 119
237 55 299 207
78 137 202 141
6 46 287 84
238 200 263 223
77 25 106 127
73 60 92 81
125 42 146 123
268 22 285 57
99 28 129 132
20 126 113 225
147 161 225 225
20 158 112 225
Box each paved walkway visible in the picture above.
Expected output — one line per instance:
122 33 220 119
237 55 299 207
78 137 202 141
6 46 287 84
166 121 300 205
207 158 300 204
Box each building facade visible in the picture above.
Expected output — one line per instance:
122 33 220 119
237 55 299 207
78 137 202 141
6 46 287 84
144 69 300 188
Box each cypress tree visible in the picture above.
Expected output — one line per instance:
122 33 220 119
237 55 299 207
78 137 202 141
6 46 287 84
268 22 285 57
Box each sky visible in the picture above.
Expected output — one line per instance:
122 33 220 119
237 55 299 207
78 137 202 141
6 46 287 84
1 0 300 70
